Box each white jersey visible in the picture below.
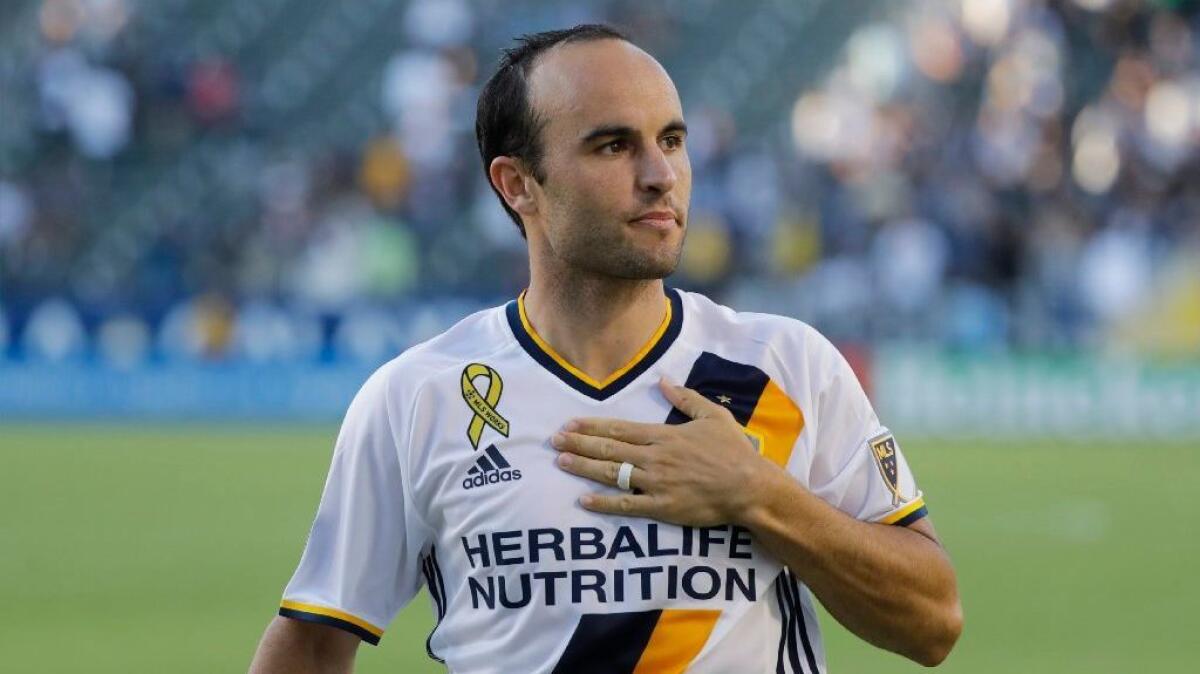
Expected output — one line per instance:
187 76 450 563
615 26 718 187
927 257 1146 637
279 288 927 674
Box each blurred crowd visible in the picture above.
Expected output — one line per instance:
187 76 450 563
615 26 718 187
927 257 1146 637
0 0 1198 367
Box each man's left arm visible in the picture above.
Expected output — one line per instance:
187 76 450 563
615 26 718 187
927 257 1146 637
738 459 961 666
551 378 962 667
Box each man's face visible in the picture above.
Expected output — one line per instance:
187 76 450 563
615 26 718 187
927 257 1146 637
524 39 691 280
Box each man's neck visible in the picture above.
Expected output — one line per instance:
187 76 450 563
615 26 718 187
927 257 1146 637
522 273 669 386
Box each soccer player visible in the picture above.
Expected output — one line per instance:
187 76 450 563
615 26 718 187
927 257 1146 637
249 24 961 674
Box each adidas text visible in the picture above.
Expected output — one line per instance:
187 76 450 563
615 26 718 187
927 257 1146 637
463 469 522 490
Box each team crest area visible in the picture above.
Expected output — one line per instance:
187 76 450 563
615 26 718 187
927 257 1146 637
869 432 908 507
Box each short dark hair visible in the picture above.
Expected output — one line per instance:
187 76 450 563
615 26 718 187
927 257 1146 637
475 24 629 238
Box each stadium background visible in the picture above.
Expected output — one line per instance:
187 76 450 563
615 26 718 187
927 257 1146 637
1 0 1197 671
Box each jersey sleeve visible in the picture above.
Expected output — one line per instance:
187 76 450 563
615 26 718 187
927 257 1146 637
804 334 928 526
278 366 430 644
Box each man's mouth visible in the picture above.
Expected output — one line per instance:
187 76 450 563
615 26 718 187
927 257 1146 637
629 210 678 230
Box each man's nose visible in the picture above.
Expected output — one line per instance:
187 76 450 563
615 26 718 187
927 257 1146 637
636 146 678 194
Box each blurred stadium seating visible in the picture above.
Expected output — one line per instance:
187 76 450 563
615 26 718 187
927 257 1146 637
0 0 1197 430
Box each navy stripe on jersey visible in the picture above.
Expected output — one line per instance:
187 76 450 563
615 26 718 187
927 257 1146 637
422 547 448 663
476 454 496 472
421 557 440 615
894 505 929 527
777 572 806 673
422 554 447 620
506 287 684 401
550 610 662 674
774 576 795 673
787 571 821 674
420 555 439 659
666 351 770 426
431 546 448 614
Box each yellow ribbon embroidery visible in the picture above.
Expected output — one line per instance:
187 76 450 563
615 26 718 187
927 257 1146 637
461 363 510 448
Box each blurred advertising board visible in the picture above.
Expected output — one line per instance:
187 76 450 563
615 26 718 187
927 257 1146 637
875 348 1200 438
2 352 1197 437
0 362 373 421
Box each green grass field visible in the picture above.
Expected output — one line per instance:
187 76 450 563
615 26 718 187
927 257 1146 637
1 424 1196 672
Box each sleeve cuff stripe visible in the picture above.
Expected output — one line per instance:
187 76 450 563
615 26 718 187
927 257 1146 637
878 497 927 525
891 505 928 527
279 601 383 643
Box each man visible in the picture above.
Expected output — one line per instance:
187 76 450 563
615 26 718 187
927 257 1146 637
250 24 961 674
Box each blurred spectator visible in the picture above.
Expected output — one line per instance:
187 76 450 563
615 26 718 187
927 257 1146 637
382 49 464 170
359 136 411 209
186 59 240 126
403 0 474 49
37 48 134 158
1114 244 1200 354
0 181 33 247
334 305 408 364
96 313 150 369
230 301 323 363
1079 219 1154 323
22 298 87 362
870 217 950 316
158 294 236 361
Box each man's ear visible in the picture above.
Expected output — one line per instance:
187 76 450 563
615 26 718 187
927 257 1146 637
489 156 539 218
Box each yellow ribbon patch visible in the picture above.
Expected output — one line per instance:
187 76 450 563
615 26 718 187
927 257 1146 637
461 363 510 448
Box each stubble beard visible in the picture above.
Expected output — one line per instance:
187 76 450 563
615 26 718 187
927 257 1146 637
553 214 685 281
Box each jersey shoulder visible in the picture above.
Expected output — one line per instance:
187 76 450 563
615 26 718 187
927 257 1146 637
677 289 843 380
370 303 514 400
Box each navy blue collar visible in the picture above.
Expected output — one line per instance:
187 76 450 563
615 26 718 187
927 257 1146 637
506 287 684 401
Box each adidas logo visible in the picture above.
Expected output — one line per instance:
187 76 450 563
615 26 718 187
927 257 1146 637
462 444 522 490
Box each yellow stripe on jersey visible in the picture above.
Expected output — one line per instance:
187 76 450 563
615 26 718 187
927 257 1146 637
631 609 722 674
279 600 384 638
517 291 673 390
877 496 927 525
745 379 806 468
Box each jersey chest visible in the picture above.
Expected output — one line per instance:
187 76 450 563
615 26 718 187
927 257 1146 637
409 376 669 535
404 368 785 616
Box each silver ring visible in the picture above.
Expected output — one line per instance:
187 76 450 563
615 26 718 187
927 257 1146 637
616 461 635 491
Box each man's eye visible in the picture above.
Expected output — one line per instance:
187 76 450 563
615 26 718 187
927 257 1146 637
662 135 684 150
601 140 628 154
